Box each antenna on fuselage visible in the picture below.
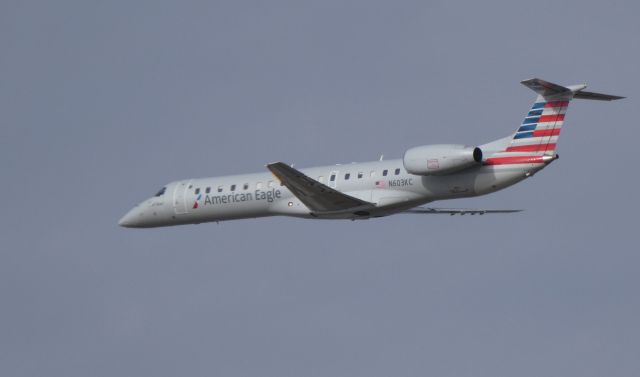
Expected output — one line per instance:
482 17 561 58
379 154 384 161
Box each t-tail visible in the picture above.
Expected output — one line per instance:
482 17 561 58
485 78 623 165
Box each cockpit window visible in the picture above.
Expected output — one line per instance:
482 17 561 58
154 187 166 197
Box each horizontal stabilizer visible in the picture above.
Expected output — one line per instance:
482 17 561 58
521 78 624 100
521 78 572 97
404 207 523 216
573 90 625 101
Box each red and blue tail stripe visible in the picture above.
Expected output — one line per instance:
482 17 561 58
484 78 623 166
485 99 570 165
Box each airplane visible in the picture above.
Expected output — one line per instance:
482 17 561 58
118 78 623 228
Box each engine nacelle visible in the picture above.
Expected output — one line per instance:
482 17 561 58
403 144 483 176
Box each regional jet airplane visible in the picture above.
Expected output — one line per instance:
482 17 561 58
119 78 622 228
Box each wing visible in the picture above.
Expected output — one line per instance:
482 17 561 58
405 207 523 216
267 162 374 214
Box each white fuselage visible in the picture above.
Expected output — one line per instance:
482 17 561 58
118 157 548 228
118 77 621 228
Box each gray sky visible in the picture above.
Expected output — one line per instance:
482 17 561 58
2 0 639 376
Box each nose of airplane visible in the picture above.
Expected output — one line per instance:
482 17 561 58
118 206 143 228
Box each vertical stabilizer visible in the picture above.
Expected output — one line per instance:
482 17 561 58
507 79 576 155
485 78 623 166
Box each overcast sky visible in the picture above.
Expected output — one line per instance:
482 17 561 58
2 0 639 376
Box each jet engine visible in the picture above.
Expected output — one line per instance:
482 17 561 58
403 144 482 176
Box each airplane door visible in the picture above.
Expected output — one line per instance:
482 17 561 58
172 180 191 214
328 170 339 188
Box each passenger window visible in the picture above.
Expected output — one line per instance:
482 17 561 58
230 184 236 191
357 172 363 179
344 173 350 180
217 186 223 193
243 183 249 190
383 169 388 176
257 182 263 189
205 187 211 194
195 188 200 195
330 174 336 182
395 168 401 175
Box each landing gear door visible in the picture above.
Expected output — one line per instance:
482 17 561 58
172 180 191 214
